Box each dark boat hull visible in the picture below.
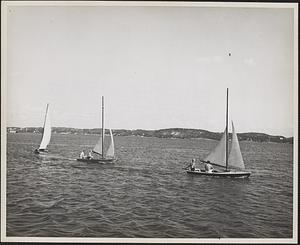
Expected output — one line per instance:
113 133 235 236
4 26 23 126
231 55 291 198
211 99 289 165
186 169 251 178
76 158 116 163
34 149 48 154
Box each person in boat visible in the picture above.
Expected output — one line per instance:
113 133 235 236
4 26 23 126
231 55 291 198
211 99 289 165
80 150 86 159
34 149 39 154
87 150 93 159
204 160 214 173
190 158 196 171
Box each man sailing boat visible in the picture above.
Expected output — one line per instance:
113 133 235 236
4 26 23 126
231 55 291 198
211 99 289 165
76 96 116 163
185 89 250 178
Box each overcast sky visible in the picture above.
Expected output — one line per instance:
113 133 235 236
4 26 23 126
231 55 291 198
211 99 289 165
5 3 295 137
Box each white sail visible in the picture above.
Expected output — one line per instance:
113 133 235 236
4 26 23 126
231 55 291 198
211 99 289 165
204 128 227 167
228 121 245 169
39 104 51 150
105 129 115 158
93 131 104 155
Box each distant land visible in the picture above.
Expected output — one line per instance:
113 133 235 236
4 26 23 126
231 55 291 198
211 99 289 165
6 127 293 144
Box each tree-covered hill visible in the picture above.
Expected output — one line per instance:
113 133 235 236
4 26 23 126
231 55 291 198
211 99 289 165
7 127 293 144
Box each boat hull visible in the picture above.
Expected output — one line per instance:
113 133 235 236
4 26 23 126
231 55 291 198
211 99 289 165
186 169 250 178
76 158 116 163
34 149 48 154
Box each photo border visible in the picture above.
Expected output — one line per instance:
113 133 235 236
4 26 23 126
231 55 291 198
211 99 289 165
1 1 298 243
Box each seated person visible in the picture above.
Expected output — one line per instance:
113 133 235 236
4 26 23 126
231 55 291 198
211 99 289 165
205 161 214 173
80 150 85 159
190 158 196 171
87 150 93 159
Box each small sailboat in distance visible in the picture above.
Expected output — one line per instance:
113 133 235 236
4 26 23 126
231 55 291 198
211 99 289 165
186 88 251 178
34 103 51 154
77 96 116 163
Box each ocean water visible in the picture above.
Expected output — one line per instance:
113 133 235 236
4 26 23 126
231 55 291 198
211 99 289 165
6 133 293 238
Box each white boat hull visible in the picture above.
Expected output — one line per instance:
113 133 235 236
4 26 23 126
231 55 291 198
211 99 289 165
186 169 251 178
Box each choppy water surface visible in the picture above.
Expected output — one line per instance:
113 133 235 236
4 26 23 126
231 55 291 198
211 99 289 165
6 133 293 238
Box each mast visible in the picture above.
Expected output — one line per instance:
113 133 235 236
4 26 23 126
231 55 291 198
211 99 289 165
101 96 104 158
225 88 229 171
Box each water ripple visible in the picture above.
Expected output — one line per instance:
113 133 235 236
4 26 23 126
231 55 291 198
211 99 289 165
6 133 293 238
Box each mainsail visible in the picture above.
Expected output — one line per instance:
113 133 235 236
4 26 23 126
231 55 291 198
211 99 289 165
106 129 115 158
228 122 245 169
204 128 227 168
93 132 104 155
39 104 51 150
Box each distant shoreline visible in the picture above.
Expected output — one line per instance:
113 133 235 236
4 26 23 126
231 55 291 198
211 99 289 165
6 127 293 144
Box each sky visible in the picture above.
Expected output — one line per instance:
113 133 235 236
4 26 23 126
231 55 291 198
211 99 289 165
4 3 296 137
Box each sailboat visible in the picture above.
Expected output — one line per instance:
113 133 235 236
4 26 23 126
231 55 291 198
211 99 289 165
186 89 251 178
76 96 116 163
34 103 51 154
